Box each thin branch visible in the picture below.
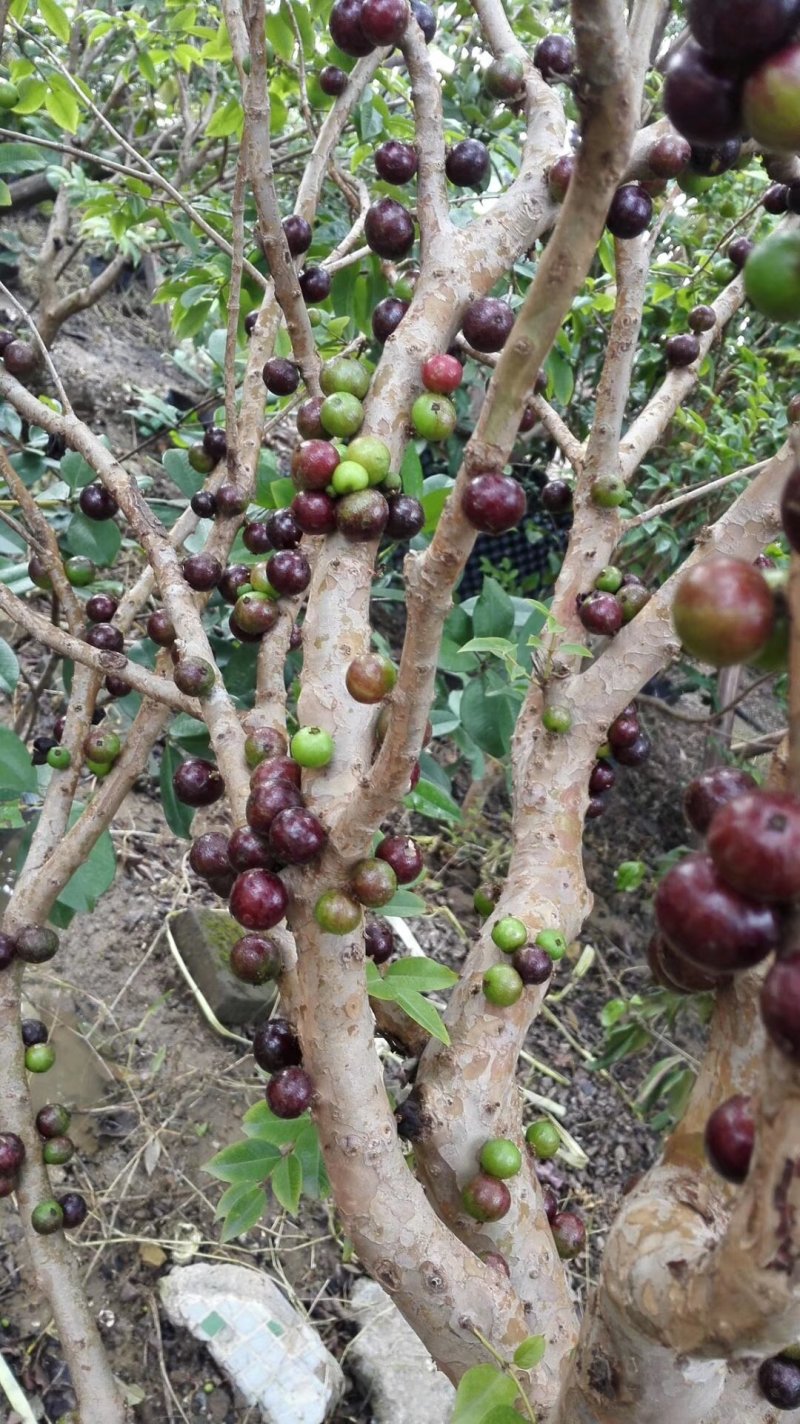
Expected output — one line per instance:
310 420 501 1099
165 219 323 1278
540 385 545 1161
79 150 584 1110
0 279 72 411
223 152 246 480
0 445 83 633
623 459 770 530
400 18 451 248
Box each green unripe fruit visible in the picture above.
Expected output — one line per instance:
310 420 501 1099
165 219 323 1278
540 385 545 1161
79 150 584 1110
618 584 650 623
46 746 72 770
320 357 370 399
25 1043 56 1073
382 470 402 493
241 52 252 74
314 888 362 934
31 1200 64 1235
677 171 714 197
594 566 623 594
536 928 567 961
483 54 524 100
542 707 572 734
64 557 96 588
491 916 527 953
87 759 112 778
291 725 334 767
308 309 323 328
474 885 498 918
188 445 215 473
174 657 216 698
745 231 800 322
525 1118 560 1159
346 436 392 485
0 79 20 108
236 582 255 598
42 1135 74 1166
84 730 121 764
590 475 627 509
479 1137 522 1179
411 393 457 442
483 964 524 1006
320 392 365 437
249 563 279 596
332 460 370 494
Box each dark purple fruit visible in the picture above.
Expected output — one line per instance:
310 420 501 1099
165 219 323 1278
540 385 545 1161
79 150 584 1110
0 1133 25 1175
534 33 575 79
230 934 281 984
372 297 409 343
319 65 348 96
704 1094 754 1183
541 479 573 513
0 932 16 970
263 359 300 396
85 623 124 652
174 658 215 697
182 553 222 591
462 297 515 352
361 0 409 44
445 139 490 187
762 952 800 1060
267 549 311 595
267 1065 314 1118
59 1192 88 1229
216 484 248 518
689 139 741 176
246 779 303 834
203 426 227 461
707 790 800 901
86 593 118 623
227 827 272 872
666 333 700 367
172 757 224 807
689 304 717 333
364 919 394 964
79 483 118 521
663 41 743 145
578 592 623 636
606 184 653 239
266 508 302 549
220 565 251 603
299 266 332 304
780 462 800 552
462 473 526 534
365 198 415 260
764 182 789 213
189 832 231 880
3 340 38 378
687 0 800 66
552 1210 585 1260
758 1355 800 1410
229 869 289 931
282 215 312 256
655 852 781 973
386 494 424 539
649 133 692 177
614 732 651 767
242 521 271 554
254 1017 302 1071
728 236 754 270
548 153 577 200
589 761 616 794
410 0 435 41
512 945 553 985
329 0 373 54
292 438 340 490
268 807 327 864
292 490 338 535
376 834 422 884
147 609 176 646
21 1019 48 1047
375 141 418 184
296 397 326 439
250 755 302 790
191 491 217 518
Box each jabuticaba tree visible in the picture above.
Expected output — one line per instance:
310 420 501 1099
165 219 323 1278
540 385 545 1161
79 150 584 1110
1 0 800 1418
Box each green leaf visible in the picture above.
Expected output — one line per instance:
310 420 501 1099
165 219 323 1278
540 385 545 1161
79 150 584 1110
39 0 71 41
378 887 426 916
382 957 458 993
388 988 451 1045
0 726 37 793
452 1365 518 1423
206 97 244 139
271 1152 302 1214
162 448 202 499
472 578 515 639
205 1138 283 1184
159 742 195 840
513 1335 546 1369
44 85 79 133
483 1409 525 1423
64 512 121 566
266 9 294 60
56 821 115 915
61 450 96 491
12 77 46 114
600 998 627 1029
242 1101 311 1143
293 1122 330 1199
404 777 461 824
0 637 19 696
218 1183 267 1242
400 443 423 500
459 676 516 759
0 180 11 208
615 860 647 893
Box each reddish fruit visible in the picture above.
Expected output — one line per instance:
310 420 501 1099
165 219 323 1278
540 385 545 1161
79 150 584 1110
548 153 576 200
780 462 800 552
552 1210 585 1260
189 832 231 880
462 473 526 534
0 1133 25 1175
578 592 623 636
2 340 38 378
649 133 692 177
761 952 800 1060
421 353 463 395
655 852 781 974
229 869 289 930
266 550 311 595
230 934 281 984
462 297 515 352
707 791 800 902
246 779 303 834
296 396 326 439
688 0 800 66
512 945 553 985
172 758 224 807
86 593 118 623
589 761 616 794
360 0 409 44
250 755 302 790
292 490 337 535
268 807 327 865
219 565 251 603
672 558 774 667
684 766 756 834
461 1172 511 1222
346 653 397 703
253 1018 302 1072
364 919 394 963
704 1094 755 1183
267 1065 314 1118
646 932 722 994
329 0 373 55
376 834 422 883
227 827 273 872
319 65 348 96
147 609 176 646
85 623 124 652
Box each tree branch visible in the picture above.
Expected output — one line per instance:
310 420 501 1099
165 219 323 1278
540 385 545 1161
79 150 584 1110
400 18 451 247
0 445 83 633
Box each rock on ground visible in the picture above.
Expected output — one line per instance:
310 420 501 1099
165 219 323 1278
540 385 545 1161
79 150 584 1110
348 1279 455 1424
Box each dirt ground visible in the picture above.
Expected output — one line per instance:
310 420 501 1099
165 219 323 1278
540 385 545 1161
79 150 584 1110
0 213 786 1423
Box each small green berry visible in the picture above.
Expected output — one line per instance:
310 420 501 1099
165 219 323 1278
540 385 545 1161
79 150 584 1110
314 889 362 934
536 928 567 961
594 566 623 594
332 460 370 495
31 1200 64 1235
479 1137 522 1179
47 746 72 770
42 1135 74 1166
491 916 528 953
526 1118 560 1159
291 726 334 768
25 1043 56 1073
542 707 572 734
473 885 498 918
483 965 524 1006
590 475 627 509
86 759 112 778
